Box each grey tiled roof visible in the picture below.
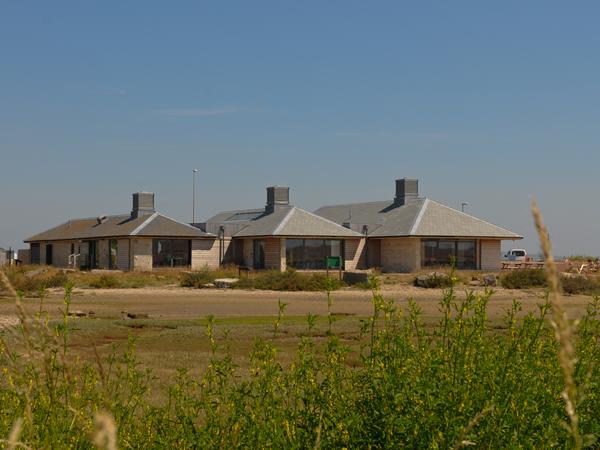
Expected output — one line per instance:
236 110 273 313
205 209 265 224
25 213 214 242
233 207 363 238
315 198 522 239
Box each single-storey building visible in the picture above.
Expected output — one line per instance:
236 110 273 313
24 192 221 271
314 178 522 272
24 178 522 273
198 186 365 271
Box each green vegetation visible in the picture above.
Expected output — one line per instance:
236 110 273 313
1 270 599 448
413 272 454 288
181 268 346 291
179 266 240 288
568 255 599 262
2 265 68 293
2 265 184 293
500 268 548 289
236 269 344 291
561 275 600 296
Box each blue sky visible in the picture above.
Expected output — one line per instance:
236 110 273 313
1 1 598 256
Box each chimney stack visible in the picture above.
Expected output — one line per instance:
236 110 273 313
131 192 155 219
265 186 290 214
394 178 419 206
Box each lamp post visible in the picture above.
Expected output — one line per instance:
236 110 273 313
461 202 469 213
192 169 199 224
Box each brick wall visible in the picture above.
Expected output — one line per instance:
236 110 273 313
480 240 501 271
380 237 420 273
191 238 230 269
344 238 366 271
131 238 153 271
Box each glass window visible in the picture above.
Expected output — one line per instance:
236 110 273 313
153 239 191 268
285 239 344 270
253 240 265 269
421 240 477 270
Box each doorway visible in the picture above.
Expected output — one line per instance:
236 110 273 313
45 244 53 266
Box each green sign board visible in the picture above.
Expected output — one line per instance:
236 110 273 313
326 256 341 269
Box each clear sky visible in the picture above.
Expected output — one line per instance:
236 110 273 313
1 1 598 257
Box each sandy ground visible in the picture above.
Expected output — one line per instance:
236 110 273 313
0 285 592 326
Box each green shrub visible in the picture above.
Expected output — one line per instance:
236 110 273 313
89 274 120 289
3 266 69 293
561 275 600 295
500 269 548 289
180 269 216 288
236 269 343 291
414 272 454 288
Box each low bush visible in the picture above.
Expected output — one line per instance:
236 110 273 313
3 266 68 293
180 269 216 288
236 269 344 291
500 268 548 289
180 266 240 288
88 274 120 289
561 275 600 296
414 272 454 288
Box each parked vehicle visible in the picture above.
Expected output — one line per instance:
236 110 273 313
505 249 528 262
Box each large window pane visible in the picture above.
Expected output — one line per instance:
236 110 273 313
456 241 476 269
285 239 304 268
153 239 190 268
285 239 344 270
421 240 477 269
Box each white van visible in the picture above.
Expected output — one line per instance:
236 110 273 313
505 249 527 262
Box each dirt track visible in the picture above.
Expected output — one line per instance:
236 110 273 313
0 285 592 325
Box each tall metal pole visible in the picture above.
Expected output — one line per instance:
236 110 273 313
192 169 198 223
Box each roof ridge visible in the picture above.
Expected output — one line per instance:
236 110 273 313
316 199 394 210
297 207 364 236
130 212 159 236
272 207 296 235
409 198 429 235
156 213 217 235
427 199 522 237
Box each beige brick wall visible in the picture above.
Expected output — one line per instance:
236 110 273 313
380 237 420 273
243 239 253 268
480 240 501 271
280 238 287 271
344 238 366 271
51 242 71 268
131 238 153 271
39 241 46 265
98 240 109 269
191 238 223 269
117 239 130 270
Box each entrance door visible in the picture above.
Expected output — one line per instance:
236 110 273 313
253 240 265 269
45 244 53 266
